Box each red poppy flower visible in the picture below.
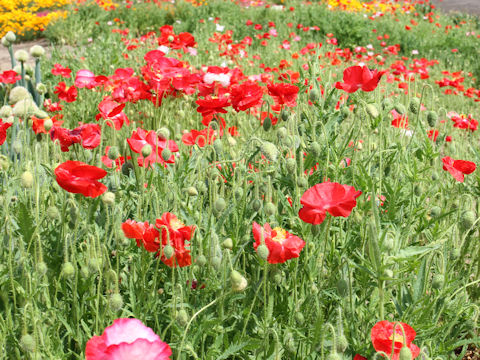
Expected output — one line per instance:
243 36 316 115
267 82 299 109
252 222 305 264
335 66 385 93
127 128 179 168
54 82 78 103
298 182 362 225
230 81 264 112
155 212 195 268
181 128 216 147
54 161 107 198
95 98 129 130
51 64 72 78
122 219 161 253
0 70 21 84
75 69 97 89
196 96 230 118
50 123 101 152
31 115 63 134
354 355 367 360
371 321 420 360
0 119 12 145
442 156 476 182
391 110 409 129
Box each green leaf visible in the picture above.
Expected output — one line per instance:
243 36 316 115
392 245 440 261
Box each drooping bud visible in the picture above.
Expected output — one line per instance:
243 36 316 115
101 192 115 206
336 279 348 297
281 109 289 122
426 110 438 127
36 261 48 276
36 83 47 94
277 126 287 139
366 103 380 118
213 139 223 154
186 186 198 197
141 144 152 157
310 141 321 157
336 335 348 353
460 210 476 232
297 177 308 188
409 97 420 114
176 309 189 326
211 256 222 270
163 245 174 259
161 148 172 162
47 206 59 220
121 161 134 176
20 334 36 353
62 262 75 279
1 37 10 47
251 199 262 212
286 158 296 173
264 202 276 217
108 293 124 312
107 146 120 160
260 141 279 162
231 270 248 291
256 244 269 260
196 255 207 267
309 89 319 102
432 274 444 289
382 97 393 111
263 117 272 131
0 105 12 118
214 197 226 214
393 103 406 115
13 99 39 118
157 127 170 140
5 31 16 43
295 312 305 325
9 86 32 104
429 206 440 218
399 346 412 360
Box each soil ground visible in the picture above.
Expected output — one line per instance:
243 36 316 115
431 0 480 15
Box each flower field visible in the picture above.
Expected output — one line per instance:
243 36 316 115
1 0 480 359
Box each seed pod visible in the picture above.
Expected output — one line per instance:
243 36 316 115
432 274 444 289
281 110 289 122
310 141 321 157
264 202 276 216
121 161 134 176
62 262 75 279
297 177 308 188
20 334 36 353
409 97 420 114
336 335 348 353
108 293 123 312
393 103 406 115
260 141 279 162
163 245 174 259
426 111 438 127
161 148 172 162
366 103 380 118
21 171 34 188
286 158 296 173
157 127 170 140
176 309 189 327
336 279 348 297
277 126 288 139
256 244 269 260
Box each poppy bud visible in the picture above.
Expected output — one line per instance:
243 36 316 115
256 244 269 260
376 55 384 62
102 192 115 206
227 136 236 147
30 45 45 58
277 127 288 139
88 258 101 274
108 293 123 312
1 37 9 47
394 103 406 115
106 146 119 160
37 261 48 276
5 31 16 43
161 148 171 162
413 185 422 197
340 106 350 118
42 118 53 131
196 255 207 266
251 199 262 212
382 97 393 110
309 89 319 102
213 139 223 154
121 161 134 176
211 256 222 270
460 210 475 231
263 117 272 131
366 103 380 118
311 283 319 294
284 331 296 353
399 346 412 360
231 270 248 291
260 141 279 162
383 235 395 252
14 49 29 62
234 187 243 199
450 248 460 260
281 110 289 121
336 335 348 353
336 279 348 297
157 127 170 140
310 141 321 157
426 110 438 127
163 245 174 259
286 158 296 173
0 105 12 118
431 172 438 181
429 206 440 218
222 237 233 250
295 312 305 325
297 177 308 188
141 144 152 157
186 186 198 197
176 309 189 326
20 334 36 353
409 98 420 114
214 197 226 213
327 352 342 360
21 171 34 188
13 99 38 118
432 274 444 289
264 202 276 216
62 262 75 279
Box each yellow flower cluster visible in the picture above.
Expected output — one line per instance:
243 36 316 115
324 0 412 14
0 0 70 38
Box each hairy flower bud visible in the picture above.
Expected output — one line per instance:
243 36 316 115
5 31 16 43
214 197 226 213
21 171 34 188
13 99 38 118
37 261 48 276
102 192 115 206
186 186 198 197
256 244 269 260
62 262 75 279
107 146 120 160
426 110 438 127
251 199 262 212
163 245 174 259
382 97 393 111
231 270 247 291
366 103 380 118
196 255 207 267
0 105 12 118
264 202 276 217
399 346 412 360
108 293 123 312
432 274 444 290
9 86 32 104
222 237 233 250
30 45 45 58
176 309 189 327
460 210 476 232
141 144 152 157
20 334 36 353
161 148 172 162
260 141 279 163
263 116 272 131
157 127 170 140
409 97 420 114
14 49 29 63
394 103 406 115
